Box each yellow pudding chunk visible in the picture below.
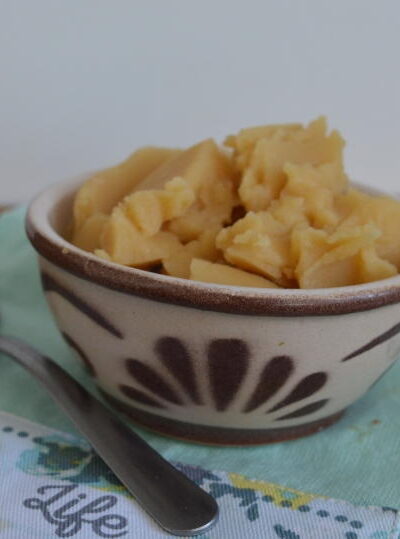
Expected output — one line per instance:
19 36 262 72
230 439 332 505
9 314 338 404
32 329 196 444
190 259 280 288
162 228 220 279
72 147 180 233
292 225 397 289
123 177 195 237
72 213 109 252
216 211 294 286
101 207 180 267
226 117 345 212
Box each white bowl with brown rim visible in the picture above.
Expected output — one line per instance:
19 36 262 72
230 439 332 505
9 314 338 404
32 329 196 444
26 175 400 445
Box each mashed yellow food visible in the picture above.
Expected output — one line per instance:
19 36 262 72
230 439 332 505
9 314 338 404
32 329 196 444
71 117 400 289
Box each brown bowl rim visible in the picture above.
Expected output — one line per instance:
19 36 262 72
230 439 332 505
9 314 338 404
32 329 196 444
26 175 400 316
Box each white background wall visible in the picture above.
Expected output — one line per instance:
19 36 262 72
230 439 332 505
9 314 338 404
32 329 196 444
1 0 399 203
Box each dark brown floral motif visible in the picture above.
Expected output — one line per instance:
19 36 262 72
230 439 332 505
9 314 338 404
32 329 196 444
121 337 329 421
119 385 166 409
342 321 400 362
62 332 96 377
208 339 249 411
243 356 294 413
125 359 183 405
155 337 202 404
268 372 328 413
41 272 123 339
276 399 329 420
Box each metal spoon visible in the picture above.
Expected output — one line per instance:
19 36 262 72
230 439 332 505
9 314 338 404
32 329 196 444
0 335 219 536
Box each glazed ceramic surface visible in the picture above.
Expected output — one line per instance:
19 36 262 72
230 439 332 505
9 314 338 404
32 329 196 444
26 176 400 445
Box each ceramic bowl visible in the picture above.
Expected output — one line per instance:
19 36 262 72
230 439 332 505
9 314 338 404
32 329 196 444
26 176 400 445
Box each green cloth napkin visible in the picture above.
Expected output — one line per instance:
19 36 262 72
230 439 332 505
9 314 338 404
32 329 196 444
1 207 400 509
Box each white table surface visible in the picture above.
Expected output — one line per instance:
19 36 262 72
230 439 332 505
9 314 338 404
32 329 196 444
1 0 399 203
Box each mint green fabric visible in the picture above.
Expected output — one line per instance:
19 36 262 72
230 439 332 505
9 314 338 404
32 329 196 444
1 207 400 509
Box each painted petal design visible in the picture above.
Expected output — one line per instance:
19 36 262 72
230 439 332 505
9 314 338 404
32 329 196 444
119 384 165 409
243 356 294 412
276 399 329 420
342 321 400 362
155 337 202 404
125 358 183 405
41 272 123 338
268 372 327 413
62 332 96 377
208 339 249 411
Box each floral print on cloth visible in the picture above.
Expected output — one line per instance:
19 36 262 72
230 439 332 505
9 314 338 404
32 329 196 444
0 411 399 538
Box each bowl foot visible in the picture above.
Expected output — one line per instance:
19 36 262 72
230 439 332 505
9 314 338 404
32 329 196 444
101 390 345 446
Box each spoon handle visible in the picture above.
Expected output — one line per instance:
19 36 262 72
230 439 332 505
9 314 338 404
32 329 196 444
0 336 218 536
